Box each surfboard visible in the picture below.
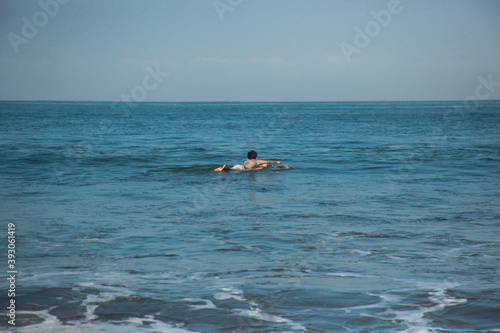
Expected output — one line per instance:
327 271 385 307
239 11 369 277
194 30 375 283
214 164 268 172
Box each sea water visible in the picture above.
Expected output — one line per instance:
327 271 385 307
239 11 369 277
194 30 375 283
0 101 499 332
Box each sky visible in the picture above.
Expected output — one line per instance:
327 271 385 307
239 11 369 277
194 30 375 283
0 0 499 102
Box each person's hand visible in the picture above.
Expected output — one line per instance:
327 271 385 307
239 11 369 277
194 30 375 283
277 161 283 164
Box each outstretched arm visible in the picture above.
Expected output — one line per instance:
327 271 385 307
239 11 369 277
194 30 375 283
243 159 284 170
253 159 283 165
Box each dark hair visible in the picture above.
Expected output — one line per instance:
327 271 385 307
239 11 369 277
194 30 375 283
247 150 257 159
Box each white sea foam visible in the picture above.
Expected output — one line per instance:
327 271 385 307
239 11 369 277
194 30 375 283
82 290 130 321
14 310 198 333
213 285 306 331
76 282 133 321
327 271 375 278
389 285 467 333
183 297 217 310
214 286 246 301
236 308 288 323
353 249 372 256
387 254 408 261
235 308 306 331
15 283 197 333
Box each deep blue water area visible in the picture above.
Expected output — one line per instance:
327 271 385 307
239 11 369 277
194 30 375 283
1 101 499 332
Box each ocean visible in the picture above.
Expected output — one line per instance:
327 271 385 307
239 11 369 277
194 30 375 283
0 101 499 332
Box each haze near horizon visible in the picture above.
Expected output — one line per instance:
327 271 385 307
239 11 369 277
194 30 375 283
1 0 499 102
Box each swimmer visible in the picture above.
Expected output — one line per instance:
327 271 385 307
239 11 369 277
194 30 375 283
214 150 283 171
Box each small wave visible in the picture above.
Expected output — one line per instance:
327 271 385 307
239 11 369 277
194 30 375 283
129 253 180 259
390 290 467 333
370 281 470 333
183 298 216 310
327 272 376 278
12 310 197 333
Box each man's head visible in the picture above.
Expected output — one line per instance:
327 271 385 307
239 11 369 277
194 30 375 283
247 150 258 159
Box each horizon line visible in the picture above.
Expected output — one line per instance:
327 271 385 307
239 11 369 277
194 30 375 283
1 99 500 104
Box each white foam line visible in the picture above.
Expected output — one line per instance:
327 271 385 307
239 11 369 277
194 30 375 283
16 309 198 333
352 249 372 256
214 286 246 301
11 283 136 332
14 313 198 333
391 287 467 333
215 285 306 331
235 308 306 331
428 289 467 310
326 272 376 279
15 309 63 332
183 298 217 310
124 316 199 333
342 283 469 333
82 292 123 321
236 308 288 323
387 255 408 261
77 283 133 321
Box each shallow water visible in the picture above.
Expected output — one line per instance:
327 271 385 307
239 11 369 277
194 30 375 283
1 101 499 332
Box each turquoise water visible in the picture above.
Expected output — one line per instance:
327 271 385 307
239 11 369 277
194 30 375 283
1 101 499 332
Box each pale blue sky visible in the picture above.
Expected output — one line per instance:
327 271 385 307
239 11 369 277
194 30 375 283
1 0 499 101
